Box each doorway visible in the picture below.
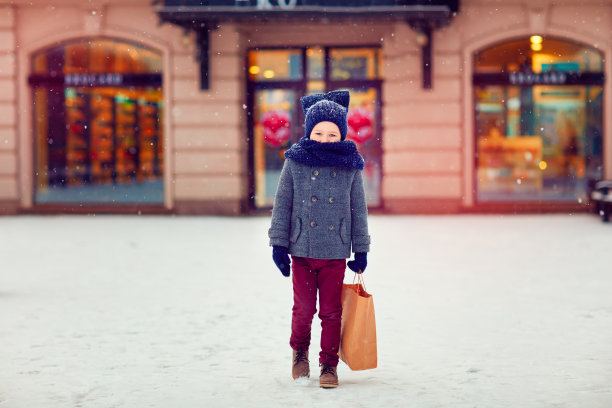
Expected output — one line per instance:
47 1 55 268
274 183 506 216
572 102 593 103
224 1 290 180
247 46 383 209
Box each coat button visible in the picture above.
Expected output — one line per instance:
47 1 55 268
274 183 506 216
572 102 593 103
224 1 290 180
331 171 337 178
328 197 334 204
311 196 318 203
329 225 335 231
313 170 319 176
310 221 316 228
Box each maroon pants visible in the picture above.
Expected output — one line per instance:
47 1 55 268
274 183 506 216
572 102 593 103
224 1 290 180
290 256 346 367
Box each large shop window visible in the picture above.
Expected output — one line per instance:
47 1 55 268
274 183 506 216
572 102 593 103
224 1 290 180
248 46 383 209
474 37 604 203
29 39 164 205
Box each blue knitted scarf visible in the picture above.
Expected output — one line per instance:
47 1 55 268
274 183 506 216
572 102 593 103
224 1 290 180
284 137 365 170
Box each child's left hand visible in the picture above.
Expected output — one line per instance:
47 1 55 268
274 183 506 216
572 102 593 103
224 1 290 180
347 252 367 274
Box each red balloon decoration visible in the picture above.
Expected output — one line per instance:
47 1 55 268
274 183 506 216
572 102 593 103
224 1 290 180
69 123 84 134
262 110 291 147
347 108 374 144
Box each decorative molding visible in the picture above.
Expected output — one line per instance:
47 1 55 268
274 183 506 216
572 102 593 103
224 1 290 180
83 7 106 35
527 5 549 33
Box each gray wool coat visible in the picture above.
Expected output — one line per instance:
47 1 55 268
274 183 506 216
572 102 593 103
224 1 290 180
268 158 370 259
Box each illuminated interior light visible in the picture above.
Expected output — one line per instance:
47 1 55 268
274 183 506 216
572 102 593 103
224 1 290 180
539 160 548 170
531 43 543 51
249 65 260 75
530 35 543 44
263 70 275 79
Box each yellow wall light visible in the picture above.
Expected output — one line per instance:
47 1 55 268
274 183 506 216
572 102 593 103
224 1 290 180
263 70 275 79
539 160 548 170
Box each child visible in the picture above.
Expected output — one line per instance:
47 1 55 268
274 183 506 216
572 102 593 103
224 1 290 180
268 90 370 388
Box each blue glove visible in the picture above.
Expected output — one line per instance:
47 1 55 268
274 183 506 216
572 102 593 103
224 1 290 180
272 246 291 277
347 252 367 274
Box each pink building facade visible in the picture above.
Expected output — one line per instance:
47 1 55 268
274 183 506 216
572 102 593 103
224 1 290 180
0 0 611 215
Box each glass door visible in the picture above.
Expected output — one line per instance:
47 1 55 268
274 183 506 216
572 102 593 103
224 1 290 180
253 88 300 208
248 48 304 208
342 87 381 206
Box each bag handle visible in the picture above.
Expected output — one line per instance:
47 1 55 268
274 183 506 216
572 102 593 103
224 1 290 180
352 272 367 293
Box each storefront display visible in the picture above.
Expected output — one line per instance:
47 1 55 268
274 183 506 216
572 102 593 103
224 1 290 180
477 131 543 194
29 39 164 205
474 37 604 203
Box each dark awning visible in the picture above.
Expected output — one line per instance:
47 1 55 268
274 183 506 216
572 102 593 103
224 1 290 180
155 1 459 28
154 0 460 90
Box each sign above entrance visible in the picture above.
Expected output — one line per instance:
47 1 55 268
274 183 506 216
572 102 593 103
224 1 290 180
160 0 459 14
253 0 297 10
156 0 459 24
473 72 605 87
28 73 163 87
65 74 123 86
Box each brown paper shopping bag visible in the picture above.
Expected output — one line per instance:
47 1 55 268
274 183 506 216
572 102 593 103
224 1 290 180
338 273 377 370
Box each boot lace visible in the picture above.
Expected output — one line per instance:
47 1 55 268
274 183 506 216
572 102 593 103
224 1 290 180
294 350 309 364
320 364 336 376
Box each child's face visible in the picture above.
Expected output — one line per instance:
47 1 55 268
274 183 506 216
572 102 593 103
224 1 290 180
309 121 341 143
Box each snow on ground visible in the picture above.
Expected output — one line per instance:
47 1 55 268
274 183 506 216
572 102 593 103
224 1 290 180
0 214 611 408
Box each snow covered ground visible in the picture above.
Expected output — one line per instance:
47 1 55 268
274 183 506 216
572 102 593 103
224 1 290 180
1 214 611 408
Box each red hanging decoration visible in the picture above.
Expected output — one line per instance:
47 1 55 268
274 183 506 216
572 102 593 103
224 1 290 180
347 108 374 144
262 110 291 147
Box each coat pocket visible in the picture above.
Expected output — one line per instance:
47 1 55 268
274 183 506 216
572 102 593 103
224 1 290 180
290 217 302 243
339 217 350 244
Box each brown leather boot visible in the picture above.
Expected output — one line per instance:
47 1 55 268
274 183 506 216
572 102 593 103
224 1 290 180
319 363 338 388
292 349 310 379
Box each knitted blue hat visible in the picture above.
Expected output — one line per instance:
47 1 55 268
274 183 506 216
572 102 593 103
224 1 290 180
301 90 350 140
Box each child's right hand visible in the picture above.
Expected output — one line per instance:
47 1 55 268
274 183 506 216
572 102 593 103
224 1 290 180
272 246 291 277
347 252 367 274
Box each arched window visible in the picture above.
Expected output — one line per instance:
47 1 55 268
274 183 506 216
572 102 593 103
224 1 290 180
30 38 164 205
473 37 604 203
